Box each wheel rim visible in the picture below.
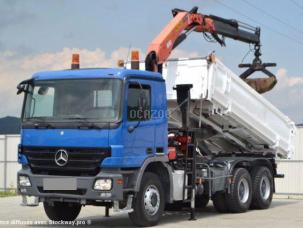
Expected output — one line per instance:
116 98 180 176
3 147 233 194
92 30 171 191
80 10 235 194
260 176 271 200
238 178 250 204
144 184 160 216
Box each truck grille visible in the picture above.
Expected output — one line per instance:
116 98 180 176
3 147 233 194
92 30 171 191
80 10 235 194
22 146 111 176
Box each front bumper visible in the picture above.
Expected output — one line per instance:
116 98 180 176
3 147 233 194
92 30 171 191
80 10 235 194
17 168 123 203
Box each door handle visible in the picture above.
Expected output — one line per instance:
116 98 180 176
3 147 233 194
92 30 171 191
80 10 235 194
128 125 135 133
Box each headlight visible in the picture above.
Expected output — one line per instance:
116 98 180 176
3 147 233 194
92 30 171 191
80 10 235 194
94 179 112 191
19 175 31 187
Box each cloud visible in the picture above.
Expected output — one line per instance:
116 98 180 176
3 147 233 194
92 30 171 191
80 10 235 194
0 46 170 117
274 68 303 88
0 47 135 117
264 68 303 123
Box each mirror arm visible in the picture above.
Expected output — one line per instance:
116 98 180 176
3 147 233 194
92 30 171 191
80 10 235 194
17 78 34 95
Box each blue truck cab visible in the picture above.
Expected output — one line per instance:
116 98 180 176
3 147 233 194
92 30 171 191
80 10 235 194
17 67 171 225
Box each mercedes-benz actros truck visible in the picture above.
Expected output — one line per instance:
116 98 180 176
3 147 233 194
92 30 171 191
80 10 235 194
16 7 295 227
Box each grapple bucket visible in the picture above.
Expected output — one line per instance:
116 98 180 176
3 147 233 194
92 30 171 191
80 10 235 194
239 44 278 93
244 76 277 94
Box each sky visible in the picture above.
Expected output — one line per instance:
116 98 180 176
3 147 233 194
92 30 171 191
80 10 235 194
0 0 303 123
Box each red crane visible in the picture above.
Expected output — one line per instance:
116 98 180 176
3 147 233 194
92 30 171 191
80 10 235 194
145 7 277 93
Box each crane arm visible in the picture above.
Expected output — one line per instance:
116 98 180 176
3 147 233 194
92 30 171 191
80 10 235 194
145 7 260 72
145 7 277 93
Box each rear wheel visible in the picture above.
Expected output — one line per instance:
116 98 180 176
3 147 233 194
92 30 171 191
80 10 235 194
226 168 252 213
212 192 229 213
43 202 81 221
251 167 273 209
129 172 164 227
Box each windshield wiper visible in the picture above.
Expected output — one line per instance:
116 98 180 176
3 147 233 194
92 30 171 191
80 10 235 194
26 117 55 129
63 117 103 129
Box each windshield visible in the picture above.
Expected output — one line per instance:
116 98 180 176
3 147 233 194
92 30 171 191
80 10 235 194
23 78 122 123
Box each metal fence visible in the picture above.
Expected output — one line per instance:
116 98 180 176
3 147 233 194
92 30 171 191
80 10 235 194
275 126 303 195
0 134 303 195
0 135 20 191
276 160 303 195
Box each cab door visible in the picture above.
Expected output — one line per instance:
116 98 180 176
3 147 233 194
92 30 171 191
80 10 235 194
123 79 155 167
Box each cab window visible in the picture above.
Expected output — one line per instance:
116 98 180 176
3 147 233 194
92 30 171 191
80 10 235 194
127 84 151 121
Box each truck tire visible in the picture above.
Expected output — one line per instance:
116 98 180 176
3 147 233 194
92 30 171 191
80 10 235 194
226 168 252 213
43 202 81 221
129 172 164 227
212 192 229 213
251 166 273 209
195 195 209 208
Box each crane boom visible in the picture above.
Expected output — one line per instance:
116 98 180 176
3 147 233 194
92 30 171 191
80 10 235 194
145 7 277 93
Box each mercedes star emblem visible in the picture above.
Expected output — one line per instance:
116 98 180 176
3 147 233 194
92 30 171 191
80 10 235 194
55 149 68 167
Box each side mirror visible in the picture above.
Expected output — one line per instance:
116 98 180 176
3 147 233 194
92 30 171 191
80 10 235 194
16 79 33 95
17 84 26 95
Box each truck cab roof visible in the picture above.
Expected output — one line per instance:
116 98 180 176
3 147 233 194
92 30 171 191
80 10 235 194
32 68 163 81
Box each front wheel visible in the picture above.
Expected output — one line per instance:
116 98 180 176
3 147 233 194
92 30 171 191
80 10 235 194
43 202 81 221
129 172 164 227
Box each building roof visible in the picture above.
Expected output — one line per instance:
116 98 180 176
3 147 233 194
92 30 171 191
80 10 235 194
32 68 163 81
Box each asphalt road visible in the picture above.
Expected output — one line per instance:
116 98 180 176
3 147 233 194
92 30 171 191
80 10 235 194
0 196 302 227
